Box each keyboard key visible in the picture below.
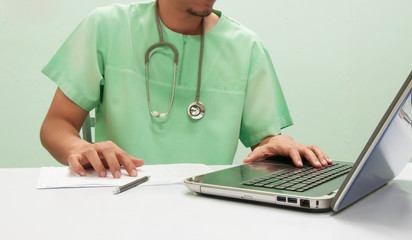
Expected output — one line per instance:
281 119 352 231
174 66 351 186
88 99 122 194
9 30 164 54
292 183 308 189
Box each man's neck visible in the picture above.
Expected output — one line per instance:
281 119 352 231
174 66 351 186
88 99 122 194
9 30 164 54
157 0 219 35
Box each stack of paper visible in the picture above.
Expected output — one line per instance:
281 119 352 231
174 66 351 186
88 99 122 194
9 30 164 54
37 164 213 189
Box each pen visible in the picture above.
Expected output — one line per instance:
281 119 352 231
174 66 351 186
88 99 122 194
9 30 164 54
113 175 150 194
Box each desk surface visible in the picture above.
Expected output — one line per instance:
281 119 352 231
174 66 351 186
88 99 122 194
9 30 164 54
1 164 412 240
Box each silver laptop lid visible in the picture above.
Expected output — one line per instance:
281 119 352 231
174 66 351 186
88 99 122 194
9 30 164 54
332 71 412 212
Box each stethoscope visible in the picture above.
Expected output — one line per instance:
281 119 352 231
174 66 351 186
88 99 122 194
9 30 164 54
145 1 206 120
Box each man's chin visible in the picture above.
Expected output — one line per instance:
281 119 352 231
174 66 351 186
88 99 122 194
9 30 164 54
187 8 213 17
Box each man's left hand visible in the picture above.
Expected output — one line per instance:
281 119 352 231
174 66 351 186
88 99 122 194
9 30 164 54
243 134 332 168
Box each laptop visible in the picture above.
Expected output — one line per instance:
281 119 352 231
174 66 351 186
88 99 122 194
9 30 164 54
184 70 412 212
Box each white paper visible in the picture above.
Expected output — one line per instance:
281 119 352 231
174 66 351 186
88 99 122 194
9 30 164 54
37 164 213 189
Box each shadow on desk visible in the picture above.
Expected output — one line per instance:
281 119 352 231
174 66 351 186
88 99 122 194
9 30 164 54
332 180 412 230
185 189 331 214
184 179 412 220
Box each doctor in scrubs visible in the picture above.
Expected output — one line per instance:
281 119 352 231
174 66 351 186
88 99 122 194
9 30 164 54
40 0 332 178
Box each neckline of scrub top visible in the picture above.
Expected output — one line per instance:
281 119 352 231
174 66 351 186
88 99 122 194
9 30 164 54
127 2 227 77
157 8 225 40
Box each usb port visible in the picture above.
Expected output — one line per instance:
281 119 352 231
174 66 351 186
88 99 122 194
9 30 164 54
288 198 298 203
277 196 286 202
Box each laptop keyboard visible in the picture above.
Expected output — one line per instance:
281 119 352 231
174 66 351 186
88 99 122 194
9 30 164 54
242 163 352 192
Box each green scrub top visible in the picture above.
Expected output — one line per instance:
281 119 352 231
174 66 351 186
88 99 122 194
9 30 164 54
42 1 293 165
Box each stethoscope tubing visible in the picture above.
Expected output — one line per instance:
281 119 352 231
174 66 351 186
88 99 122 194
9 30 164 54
195 18 205 105
145 0 205 119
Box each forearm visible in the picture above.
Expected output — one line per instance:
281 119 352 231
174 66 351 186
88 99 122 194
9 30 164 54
40 117 87 165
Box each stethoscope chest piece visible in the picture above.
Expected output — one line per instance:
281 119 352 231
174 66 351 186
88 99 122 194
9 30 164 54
188 102 205 120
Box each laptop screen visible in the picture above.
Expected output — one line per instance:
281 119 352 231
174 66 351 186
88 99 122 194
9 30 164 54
333 73 412 211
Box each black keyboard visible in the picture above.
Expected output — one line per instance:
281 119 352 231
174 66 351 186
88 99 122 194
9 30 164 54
242 163 352 192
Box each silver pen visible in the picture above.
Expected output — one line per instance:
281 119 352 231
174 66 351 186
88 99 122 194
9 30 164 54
113 175 150 194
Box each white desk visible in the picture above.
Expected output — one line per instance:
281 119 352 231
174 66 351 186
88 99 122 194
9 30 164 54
1 164 412 240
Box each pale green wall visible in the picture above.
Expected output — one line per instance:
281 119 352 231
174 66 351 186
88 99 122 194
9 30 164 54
1 0 411 168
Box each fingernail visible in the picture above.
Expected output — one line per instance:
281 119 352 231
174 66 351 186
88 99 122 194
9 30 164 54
131 169 137 177
114 170 121 178
99 171 107 177
79 171 86 176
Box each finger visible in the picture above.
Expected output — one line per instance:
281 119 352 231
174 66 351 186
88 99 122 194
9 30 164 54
112 144 145 168
114 145 144 176
324 153 332 164
289 148 304 167
68 155 87 176
243 146 267 163
84 147 107 177
308 145 329 167
326 155 332 164
101 149 122 178
117 151 138 177
131 158 145 168
300 148 322 168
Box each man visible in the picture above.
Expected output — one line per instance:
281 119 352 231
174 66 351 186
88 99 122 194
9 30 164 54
40 0 331 178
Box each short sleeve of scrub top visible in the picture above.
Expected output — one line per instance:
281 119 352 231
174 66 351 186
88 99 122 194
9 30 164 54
239 43 293 147
41 2 293 165
41 9 104 111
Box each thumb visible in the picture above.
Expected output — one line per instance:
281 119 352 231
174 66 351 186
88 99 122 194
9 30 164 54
243 147 266 163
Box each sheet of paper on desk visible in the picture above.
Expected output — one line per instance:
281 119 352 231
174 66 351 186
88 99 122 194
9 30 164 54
37 164 213 189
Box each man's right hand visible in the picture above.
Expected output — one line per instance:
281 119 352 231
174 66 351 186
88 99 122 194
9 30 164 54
68 140 144 178
40 88 144 178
